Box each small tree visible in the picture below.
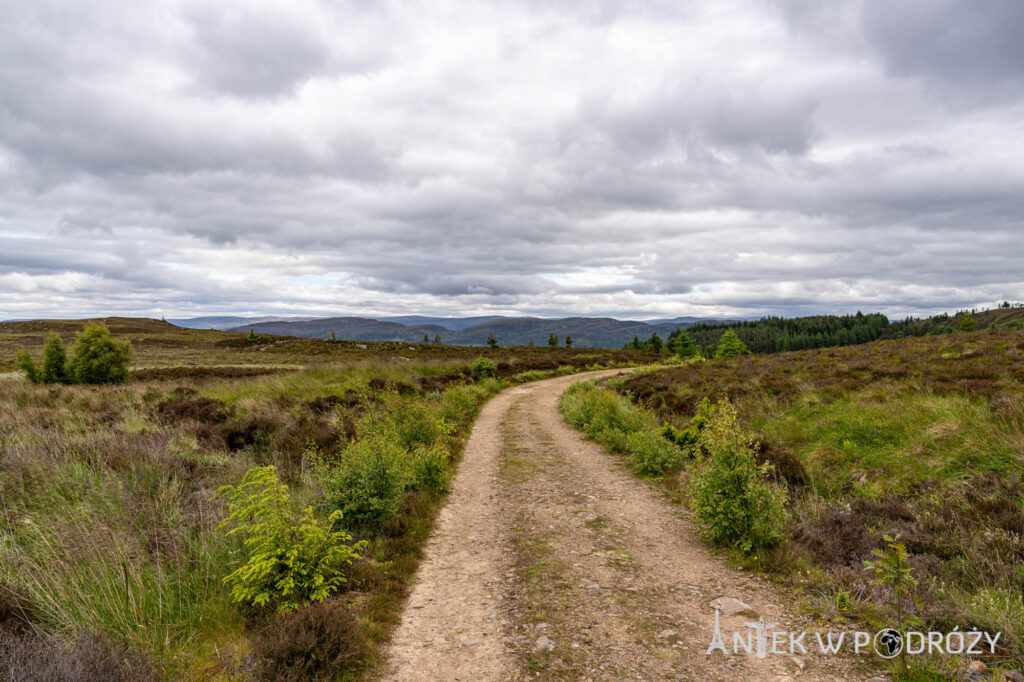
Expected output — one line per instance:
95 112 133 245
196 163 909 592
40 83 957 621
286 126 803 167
647 332 664 354
331 331 336 341
565 335 573 348
958 312 976 332
69 323 132 384
548 332 558 347
217 466 364 612
671 330 697 358
691 399 788 553
247 328 258 343
486 334 499 348
433 334 442 345
714 330 749 358
864 534 918 665
41 333 70 383
15 350 41 383
423 334 429 343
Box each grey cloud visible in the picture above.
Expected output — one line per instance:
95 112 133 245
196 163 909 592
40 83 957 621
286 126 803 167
1 0 1023 321
861 0 1024 93
182 3 329 98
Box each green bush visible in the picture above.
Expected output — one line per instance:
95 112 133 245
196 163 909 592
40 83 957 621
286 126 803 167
469 357 497 376
15 350 41 383
217 466 364 613
659 397 713 448
388 402 453 451
592 425 630 454
319 434 411 532
16 325 130 385
411 442 451 493
69 323 132 384
627 430 687 477
690 399 788 553
560 381 645 436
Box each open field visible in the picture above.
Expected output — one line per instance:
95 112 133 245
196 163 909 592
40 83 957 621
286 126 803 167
604 328 1024 679
0 318 652 680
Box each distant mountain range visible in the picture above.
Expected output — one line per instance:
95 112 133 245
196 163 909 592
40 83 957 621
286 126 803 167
166 314 737 348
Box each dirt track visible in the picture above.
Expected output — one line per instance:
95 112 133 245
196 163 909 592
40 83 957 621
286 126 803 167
383 370 873 681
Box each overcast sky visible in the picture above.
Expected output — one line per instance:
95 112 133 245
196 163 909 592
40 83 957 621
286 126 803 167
2 0 1022 321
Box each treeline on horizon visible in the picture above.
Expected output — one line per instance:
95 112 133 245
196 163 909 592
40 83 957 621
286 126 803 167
625 302 1024 355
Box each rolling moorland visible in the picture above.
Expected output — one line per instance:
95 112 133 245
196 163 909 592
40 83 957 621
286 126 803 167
571 325 1024 679
2 313 1023 680
0 317 653 679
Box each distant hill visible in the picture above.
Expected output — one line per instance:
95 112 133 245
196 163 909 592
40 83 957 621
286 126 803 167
443 317 683 348
228 315 701 348
374 315 504 330
226 317 447 342
169 316 317 330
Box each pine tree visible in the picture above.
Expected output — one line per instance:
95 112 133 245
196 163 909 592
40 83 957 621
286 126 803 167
714 330 750 358
423 334 429 343
433 335 442 345
41 333 70 384
548 332 558 347
647 332 664 354
486 334 499 348
670 330 697 358
331 331 336 341
564 335 572 348
69 323 132 384
958 312 976 332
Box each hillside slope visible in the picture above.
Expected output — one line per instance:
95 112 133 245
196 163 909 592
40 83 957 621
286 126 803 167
227 317 448 341
232 315 685 348
618 328 1024 670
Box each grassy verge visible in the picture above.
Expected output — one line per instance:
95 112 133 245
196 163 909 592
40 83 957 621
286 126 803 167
561 329 1024 681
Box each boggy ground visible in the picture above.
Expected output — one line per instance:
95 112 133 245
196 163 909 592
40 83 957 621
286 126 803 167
384 371 877 681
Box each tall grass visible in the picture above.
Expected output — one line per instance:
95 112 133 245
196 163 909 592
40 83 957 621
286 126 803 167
0 351 626 678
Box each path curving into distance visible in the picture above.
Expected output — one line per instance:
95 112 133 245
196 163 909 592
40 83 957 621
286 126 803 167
383 370 872 681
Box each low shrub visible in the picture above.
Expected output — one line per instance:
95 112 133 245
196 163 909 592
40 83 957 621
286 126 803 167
411 442 451 493
251 599 368 682
626 430 687 477
690 399 788 553
561 381 645 436
318 434 411 532
469 357 497 376
217 466 364 613
658 397 713 448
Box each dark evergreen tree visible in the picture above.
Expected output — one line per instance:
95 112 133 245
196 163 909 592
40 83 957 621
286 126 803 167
715 330 749 358
668 329 696 357
41 333 70 384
